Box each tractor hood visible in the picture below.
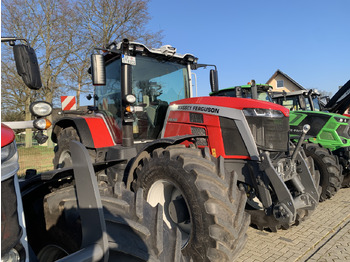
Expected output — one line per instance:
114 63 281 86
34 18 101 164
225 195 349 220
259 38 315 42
324 80 350 114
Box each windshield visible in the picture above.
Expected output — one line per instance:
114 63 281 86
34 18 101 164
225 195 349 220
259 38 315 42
257 91 272 102
132 56 189 106
274 95 312 111
312 96 321 111
95 55 190 142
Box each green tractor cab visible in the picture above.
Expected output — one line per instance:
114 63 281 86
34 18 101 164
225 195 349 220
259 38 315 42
210 81 273 102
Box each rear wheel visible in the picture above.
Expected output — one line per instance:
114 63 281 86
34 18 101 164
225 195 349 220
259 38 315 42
37 245 68 261
53 127 80 169
27 183 182 262
303 143 343 201
132 145 249 262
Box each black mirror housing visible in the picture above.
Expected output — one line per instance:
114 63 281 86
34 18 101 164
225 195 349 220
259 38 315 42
210 69 219 93
13 44 42 90
91 54 106 86
298 95 306 110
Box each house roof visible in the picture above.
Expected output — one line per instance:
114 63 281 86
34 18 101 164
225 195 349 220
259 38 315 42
266 69 305 90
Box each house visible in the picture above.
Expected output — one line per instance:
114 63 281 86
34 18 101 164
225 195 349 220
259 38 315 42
266 69 305 92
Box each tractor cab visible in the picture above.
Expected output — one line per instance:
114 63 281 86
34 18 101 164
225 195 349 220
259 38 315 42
90 39 218 144
271 89 322 112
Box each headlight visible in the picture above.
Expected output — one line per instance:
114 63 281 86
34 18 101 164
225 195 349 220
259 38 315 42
243 108 285 118
334 116 348 123
126 94 136 104
29 101 52 117
1 247 20 262
33 118 52 130
1 141 19 181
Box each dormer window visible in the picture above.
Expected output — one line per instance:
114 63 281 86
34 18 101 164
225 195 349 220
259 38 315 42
277 80 284 88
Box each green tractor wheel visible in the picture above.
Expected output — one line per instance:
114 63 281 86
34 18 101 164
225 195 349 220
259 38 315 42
303 143 343 201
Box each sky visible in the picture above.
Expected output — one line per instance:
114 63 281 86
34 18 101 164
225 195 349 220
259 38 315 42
145 0 350 97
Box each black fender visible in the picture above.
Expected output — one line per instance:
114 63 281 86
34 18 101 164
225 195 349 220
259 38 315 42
126 134 207 189
52 117 95 148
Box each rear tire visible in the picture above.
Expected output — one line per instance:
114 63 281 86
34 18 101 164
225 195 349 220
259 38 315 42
303 143 343 201
53 127 80 169
132 145 249 262
37 245 68 261
33 183 182 261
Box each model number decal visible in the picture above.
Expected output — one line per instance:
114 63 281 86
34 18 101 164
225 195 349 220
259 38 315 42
177 105 220 114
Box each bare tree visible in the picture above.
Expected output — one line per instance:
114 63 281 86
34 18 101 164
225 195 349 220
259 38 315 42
318 90 333 98
77 0 163 48
63 0 164 107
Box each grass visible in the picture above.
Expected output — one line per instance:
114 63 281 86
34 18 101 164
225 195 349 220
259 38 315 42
17 146 54 177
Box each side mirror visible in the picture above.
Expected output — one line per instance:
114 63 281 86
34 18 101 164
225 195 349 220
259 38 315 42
298 95 306 110
13 45 42 90
236 86 242 98
250 79 258 100
210 69 219 93
91 54 106 86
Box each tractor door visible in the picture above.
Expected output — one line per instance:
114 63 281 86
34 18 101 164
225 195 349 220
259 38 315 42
131 56 191 140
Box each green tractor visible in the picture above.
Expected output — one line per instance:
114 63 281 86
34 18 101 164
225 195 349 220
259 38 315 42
211 81 349 201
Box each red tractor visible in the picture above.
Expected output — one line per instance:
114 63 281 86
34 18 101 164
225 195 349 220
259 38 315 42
52 39 249 261
52 39 319 260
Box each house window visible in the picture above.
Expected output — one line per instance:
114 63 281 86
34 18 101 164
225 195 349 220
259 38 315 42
277 80 284 88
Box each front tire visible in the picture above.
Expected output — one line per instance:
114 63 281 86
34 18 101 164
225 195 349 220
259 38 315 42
132 145 249 262
303 143 343 201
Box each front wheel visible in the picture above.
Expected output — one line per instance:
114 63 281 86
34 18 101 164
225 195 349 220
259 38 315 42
132 145 249 262
303 143 343 201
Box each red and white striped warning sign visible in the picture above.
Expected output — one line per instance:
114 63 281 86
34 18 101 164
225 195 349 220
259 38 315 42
61 96 77 111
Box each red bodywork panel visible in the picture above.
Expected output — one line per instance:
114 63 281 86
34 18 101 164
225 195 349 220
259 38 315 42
1 124 15 148
163 96 289 160
81 116 118 148
344 114 350 117
164 111 247 159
